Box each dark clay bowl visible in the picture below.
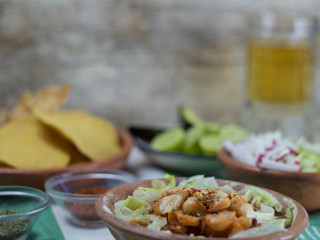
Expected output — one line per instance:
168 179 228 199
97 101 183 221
0 130 133 190
96 178 308 240
218 148 320 212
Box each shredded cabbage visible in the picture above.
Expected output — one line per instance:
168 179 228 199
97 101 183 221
246 210 275 224
121 196 147 210
189 233 206 238
146 215 167 231
151 179 167 189
114 201 150 224
132 187 162 204
283 197 298 227
262 219 286 228
230 224 287 239
132 174 176 203
242 186 283 212
178 175 218 189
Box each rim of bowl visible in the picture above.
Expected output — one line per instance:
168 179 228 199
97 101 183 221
218 148 320 179
136 137 217 161
96 178 309 240
0 185 50 221
45 169 136 200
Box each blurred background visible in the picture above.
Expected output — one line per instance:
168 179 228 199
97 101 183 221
0 0 320 139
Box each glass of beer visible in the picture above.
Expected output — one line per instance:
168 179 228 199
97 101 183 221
243 13 318 139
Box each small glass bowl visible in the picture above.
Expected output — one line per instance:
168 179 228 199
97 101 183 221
45 169 136 228
0 186 50 240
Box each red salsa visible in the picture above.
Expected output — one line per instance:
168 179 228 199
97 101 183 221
65 185 108 221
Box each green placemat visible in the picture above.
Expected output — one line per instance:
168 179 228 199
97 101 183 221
296 211 320 240
309 211 320 226
27 207 65 240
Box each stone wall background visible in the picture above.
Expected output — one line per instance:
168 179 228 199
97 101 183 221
0 0 320 138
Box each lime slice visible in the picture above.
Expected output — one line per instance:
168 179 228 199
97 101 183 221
179 106 203 127
199 135 222 156
183 126 205 154
220 124 249 143
151 127 185 152
205 122 221 134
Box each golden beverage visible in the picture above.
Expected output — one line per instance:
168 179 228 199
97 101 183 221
248 41 314 104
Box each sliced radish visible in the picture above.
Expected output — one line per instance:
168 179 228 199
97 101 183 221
275 151 290 162
256 153 264 167
259 159 300 172
265 139 276 151
265 146 289 162
289 147 299 156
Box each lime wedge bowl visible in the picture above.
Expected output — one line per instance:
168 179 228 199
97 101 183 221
130 107 249 177
136 137 224 177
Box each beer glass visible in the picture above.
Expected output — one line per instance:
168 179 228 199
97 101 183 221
243 13 318 139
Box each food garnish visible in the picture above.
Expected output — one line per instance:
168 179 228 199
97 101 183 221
224 130 320 172
151 106 249 156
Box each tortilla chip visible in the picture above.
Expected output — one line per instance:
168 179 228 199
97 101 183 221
34 109 121 161
0 161 13 168
6 83 70 122
0 109 7 127
68 145 91 165
0 116 71 169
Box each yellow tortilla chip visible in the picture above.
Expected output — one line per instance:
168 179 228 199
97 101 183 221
0 161 13 168
68 144 91 165
0 109 7 127
6 83 70 122
34 110 121 161
0 116 71 169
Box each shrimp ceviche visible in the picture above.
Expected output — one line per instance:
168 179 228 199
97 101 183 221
114 175 296 238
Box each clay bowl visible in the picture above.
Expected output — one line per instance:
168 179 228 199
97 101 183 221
0 130 133 190
218 148 320 212
96 178 309 240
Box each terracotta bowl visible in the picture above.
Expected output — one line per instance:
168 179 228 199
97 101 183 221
96 178 309 240
218 148 320 212
0 130 133 190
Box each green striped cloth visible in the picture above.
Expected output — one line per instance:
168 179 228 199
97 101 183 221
27 207 65 240
297 211 320 240
297 225 320 240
